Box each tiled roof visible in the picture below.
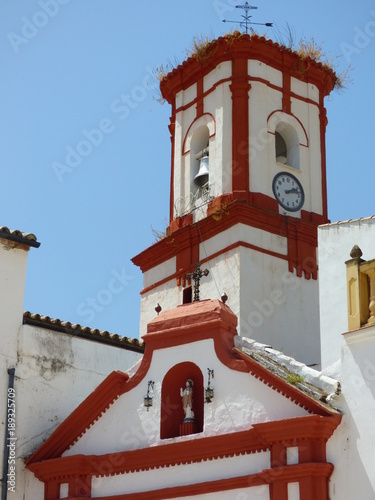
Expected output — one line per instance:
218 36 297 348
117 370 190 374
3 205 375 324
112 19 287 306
23 311 144 353
0 226 40 248
234 336 341 412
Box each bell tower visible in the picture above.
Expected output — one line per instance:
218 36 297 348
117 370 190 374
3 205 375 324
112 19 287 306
132 33 336 366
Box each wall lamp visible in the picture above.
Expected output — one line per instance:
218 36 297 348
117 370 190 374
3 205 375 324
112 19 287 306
144 380 154 410
205 369 214 403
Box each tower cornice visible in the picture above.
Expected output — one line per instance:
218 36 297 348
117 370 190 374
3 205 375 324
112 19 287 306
160 33 337 103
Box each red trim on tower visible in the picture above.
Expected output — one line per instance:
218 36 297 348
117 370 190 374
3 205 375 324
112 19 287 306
282 69 292 113
196 76 204 117
267 110 309 147
181 113 216 155
140 240 288 296
230 57 251 201
319 97 329 221
160 35 336 104
176 75 321 118
133 199 322 281
169 101 176 222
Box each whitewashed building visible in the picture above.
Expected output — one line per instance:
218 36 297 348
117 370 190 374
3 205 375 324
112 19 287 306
1 32 375 500
0 227 143 499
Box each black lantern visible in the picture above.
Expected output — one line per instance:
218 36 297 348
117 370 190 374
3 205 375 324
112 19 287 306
144 380 154 410
205 369 214 403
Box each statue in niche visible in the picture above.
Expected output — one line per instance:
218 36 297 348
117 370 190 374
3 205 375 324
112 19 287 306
180 379 195 423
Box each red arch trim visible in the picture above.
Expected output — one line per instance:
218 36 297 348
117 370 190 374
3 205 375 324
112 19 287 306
181 113 216 155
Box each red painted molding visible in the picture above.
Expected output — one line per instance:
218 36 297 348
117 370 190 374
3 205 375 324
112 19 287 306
169 102 176 221
231 57 251 198
282 68 291 114
132 198 323 281
196 76 203 117
160 35 336 104
27 415 336 482
320 97 329 221
140 240 288 296
55 463 333 500
267 109 309 147
181 113 216 155
175 74 322 120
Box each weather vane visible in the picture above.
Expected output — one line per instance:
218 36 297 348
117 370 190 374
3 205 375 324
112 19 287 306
223 2 273 34
186 262 209 302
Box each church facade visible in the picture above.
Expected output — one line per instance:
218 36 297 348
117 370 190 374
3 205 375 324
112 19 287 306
1 32 375 499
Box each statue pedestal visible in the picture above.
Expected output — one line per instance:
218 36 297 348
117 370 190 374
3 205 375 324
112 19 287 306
179 421 197 437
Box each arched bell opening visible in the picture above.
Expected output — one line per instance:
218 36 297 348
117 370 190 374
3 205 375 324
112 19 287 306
160 362 204 439
190 125 210 194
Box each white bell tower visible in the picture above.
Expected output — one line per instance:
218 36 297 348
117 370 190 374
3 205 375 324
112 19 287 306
133 33 336 366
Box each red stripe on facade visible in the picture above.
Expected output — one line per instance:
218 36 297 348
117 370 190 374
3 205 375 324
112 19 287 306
230 57 251 200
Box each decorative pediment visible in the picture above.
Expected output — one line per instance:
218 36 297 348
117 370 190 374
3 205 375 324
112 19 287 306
26 300 341 499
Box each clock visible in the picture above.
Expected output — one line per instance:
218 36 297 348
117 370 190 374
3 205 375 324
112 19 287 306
272 172 304 212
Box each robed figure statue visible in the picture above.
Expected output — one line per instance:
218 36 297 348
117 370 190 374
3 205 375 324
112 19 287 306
180 379 195 423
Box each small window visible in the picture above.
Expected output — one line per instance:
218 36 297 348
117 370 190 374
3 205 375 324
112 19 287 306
183 286 192 304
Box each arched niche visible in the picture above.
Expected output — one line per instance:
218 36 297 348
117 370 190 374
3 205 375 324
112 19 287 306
160 361 204 439
267 111 308 170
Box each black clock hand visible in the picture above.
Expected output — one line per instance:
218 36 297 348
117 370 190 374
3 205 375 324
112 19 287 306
285 188 300 194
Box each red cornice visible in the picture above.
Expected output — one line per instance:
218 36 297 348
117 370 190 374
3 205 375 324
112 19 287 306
132 198 322 275
52 462 334 500
27 414 338 483
160 34 336 104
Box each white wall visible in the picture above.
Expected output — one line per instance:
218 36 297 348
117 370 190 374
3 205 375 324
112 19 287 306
65 338 308 457
0 240 29 498
140 221 320 365
319 216 375 498
327 326 375 499
0 237 143 500
318 216 375 368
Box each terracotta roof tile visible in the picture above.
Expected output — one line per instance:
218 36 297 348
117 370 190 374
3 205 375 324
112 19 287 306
0 226 40 247
23 311 144 353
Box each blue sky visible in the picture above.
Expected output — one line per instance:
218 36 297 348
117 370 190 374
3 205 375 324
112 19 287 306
1 0 374 339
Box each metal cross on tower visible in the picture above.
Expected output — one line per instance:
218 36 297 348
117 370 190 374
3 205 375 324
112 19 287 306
222 2 273 34
186 262 209 302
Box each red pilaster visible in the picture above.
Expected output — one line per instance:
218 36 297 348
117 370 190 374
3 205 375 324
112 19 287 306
299 474 330 500
197 76 204 117
68 475 91 498
282 70 291 114
169 102 176 222
269 481 288 500
319 100 329 222
230 57 251 201
44 481 59 500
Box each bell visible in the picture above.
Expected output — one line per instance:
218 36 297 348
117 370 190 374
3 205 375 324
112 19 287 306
194 153 209 187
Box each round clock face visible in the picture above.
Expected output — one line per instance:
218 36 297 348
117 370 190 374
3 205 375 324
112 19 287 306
272 172 305 212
